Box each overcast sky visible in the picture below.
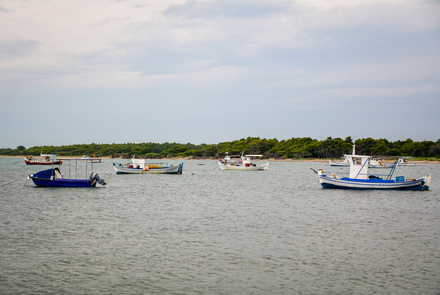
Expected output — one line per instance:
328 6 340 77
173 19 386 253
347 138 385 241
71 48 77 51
1 0 439 148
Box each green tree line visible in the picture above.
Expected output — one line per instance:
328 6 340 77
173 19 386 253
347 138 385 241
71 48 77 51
2 137 440 159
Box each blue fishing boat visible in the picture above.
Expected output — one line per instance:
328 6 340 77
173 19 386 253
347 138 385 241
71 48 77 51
313 154 431 190
28 157 106 187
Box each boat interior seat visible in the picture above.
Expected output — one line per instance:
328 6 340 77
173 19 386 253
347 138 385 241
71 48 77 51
54 168 63 179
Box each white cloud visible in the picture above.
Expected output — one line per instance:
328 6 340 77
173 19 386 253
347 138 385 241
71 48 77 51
0 0 439 147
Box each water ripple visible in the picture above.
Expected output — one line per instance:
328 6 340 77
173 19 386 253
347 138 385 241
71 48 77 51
1 159 439 294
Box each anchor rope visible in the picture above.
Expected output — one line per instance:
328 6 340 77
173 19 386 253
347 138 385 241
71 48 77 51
407 178 428 190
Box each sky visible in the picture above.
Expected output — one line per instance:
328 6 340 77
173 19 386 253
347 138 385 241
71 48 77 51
1 0 439 149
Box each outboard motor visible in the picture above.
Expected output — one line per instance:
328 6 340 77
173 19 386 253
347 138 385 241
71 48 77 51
90 172 107 186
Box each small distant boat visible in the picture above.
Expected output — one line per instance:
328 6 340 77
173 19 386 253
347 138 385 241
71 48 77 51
329 145 355 167
397 157 415 166
28 156 106 187
313 154 431 190
369 158 394 169
329 156 350 167
219 152 269 171
24 153 63 165
113 157 183 174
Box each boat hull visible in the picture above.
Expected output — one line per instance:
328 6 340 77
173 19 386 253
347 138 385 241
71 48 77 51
30 177 96 187
318 175 431 190
113 163 183 174
369 165 394 169
25 160 63 165
218 162 269 171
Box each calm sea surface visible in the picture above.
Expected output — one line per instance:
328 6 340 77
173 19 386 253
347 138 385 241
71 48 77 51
1 158 439 294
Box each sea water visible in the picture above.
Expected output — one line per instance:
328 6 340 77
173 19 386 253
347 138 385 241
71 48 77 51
1 158 439 294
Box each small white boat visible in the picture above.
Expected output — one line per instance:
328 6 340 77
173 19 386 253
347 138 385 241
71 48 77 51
369 158 394 168
329 156 350 167
219 152 269 171
329 144 355 166
113 157 183 174
313 154 431 190
397 157 415 166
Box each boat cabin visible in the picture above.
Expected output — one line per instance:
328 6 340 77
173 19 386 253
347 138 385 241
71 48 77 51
346 154 370 179
131 158 170 170
241 154 262 166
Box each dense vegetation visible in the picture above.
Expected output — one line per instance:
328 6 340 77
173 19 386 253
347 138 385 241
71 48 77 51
2 137 440 160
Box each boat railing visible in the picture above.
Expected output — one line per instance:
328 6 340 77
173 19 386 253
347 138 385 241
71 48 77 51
386 158 400 180
53 156 102 179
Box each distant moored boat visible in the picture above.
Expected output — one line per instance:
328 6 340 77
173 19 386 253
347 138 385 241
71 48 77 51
24 153 63 165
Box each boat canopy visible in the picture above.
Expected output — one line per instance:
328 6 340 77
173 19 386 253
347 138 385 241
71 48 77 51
31 168 62 179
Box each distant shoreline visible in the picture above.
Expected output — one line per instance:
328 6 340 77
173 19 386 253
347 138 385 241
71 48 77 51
2 155 439 163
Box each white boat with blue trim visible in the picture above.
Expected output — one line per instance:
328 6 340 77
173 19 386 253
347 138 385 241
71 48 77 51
113 157 183 174
313 153 431 190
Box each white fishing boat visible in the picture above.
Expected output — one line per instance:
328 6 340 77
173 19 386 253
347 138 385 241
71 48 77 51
113 157 183 174
219 152 269 171
369 158 394 168
313 153 431 190
397 157 415 166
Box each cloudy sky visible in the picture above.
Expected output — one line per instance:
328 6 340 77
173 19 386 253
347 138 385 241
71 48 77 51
1 0 439 148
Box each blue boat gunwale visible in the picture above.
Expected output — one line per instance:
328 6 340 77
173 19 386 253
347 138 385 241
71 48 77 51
320 182 427 190
339 177 395 183
31 177 93 183
30 177 96 187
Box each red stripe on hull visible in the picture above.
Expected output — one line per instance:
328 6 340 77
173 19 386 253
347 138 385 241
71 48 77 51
25 160 63 165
